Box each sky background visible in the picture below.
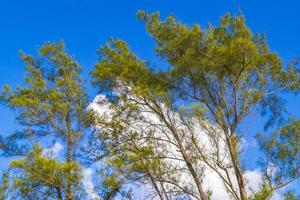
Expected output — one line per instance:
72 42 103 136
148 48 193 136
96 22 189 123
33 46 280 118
0 0 300 197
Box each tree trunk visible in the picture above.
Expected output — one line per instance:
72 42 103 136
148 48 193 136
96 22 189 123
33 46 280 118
56 187 63 200
225 134 247 200
163 117 207 200
149 174 165 200
65 111 73 200
66 134 72 200
148 101 207 200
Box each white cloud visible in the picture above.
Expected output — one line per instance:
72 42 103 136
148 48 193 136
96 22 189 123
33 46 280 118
131 169 283 200
42 142 63 158
82 168 100 200
271 191 283 200
203 168 232 200
244 169 263 193
89 94 286 200
239 138 257 151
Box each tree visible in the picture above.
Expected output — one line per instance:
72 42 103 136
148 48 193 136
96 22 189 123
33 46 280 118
88 93 210 200
1 41 92 199
258 119 300 193
0 170 9 200
91 11 300 200
9 144 82 200
283 191 300 200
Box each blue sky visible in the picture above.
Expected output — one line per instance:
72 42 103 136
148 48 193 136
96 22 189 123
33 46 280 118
0 0 300 196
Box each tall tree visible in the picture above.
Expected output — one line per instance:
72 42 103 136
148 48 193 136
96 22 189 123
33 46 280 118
1 41 92 199
91 11 300 200
9 144 82 200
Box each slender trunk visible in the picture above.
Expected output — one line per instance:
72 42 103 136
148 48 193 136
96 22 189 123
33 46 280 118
163 118 207 200
159 180 170 200
149 174 164 200
66 136 72 200
66 112 73 200
56 187 63 200
182 149 207 200
147 100 207 200
225 134 247 200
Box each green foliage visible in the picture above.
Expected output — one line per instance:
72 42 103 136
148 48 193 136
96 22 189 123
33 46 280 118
137 10 299 129
1 41 91 199
93 38 170 100
2 41 91 142
9 144 82 199
102 174 122 200
92 10 300 200
94 10 300 133
249 184 273 200
283 191 300 200
0 171 9 200
258 120 300 187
